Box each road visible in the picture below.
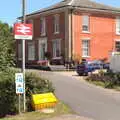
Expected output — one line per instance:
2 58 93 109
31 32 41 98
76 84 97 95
39 71 120 120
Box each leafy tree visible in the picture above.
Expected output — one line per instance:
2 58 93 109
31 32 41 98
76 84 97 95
0 21 15 71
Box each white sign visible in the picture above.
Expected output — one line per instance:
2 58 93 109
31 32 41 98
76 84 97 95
15 73 24 94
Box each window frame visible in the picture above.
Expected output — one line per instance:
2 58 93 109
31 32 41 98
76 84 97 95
82 39 90 57
82 15 90 33
54 14 60 34
18 42 22 60
28 41 35 61
116 16 120 35
40 17 46 36
115 40 120 52
52 39 61 58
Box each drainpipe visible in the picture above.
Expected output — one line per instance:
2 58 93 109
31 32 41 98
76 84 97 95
71 9 73 62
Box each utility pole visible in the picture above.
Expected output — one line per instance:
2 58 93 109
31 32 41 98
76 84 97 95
22 0 26 112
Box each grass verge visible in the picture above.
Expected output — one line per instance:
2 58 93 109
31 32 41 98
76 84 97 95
86 79 120 91
1 102 73 120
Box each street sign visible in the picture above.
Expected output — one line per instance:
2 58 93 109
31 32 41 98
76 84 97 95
15 73 24 94
14 23 33 40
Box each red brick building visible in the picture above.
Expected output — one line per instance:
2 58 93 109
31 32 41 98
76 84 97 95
16 0 120 65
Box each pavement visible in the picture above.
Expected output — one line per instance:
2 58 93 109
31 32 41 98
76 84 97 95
49 65 66 71
44 114 94 120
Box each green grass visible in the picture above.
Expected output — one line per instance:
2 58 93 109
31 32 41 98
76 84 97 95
88 80 105 87
0 102 73 120
113 86 120 91
86 80 120 91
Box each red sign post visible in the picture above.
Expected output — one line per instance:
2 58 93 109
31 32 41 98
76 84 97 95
14 23 32 40
14 23 33 113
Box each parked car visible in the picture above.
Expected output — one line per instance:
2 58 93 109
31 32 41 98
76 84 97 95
76 60 109 76
103 63 110 70
76 62 95 76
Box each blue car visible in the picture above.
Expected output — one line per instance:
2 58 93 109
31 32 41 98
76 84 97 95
76 60 109 76
76 62 95 76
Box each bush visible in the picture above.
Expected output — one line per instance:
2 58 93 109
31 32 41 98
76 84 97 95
86 71 120 88
0 69 17 117
25 72 54 111
0 69 54 117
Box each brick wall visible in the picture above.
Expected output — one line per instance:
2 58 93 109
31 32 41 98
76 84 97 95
73 12 120 61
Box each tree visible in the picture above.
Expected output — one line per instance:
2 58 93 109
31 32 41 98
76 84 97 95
0 21 15 71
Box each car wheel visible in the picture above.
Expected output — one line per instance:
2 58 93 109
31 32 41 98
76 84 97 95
84 72 88 76
78 73 83 76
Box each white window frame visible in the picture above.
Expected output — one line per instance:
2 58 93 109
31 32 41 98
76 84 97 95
82 15 90 33
52 39 61 58
28 42 35 60
82 39 90 57
38 38 47 60
115 40 120 52
18 42 22 60
54 14 60 34
40 17 46 36
116 16 120 35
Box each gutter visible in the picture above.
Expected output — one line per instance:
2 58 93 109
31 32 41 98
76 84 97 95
18 5 70 19
18 4 120 20
70 6 120 15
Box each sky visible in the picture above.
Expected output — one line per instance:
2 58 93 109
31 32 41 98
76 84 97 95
0 0 120 26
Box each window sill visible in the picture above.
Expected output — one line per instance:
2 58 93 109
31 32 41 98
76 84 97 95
82 31 90 34
41 33 46 36
18 58 22 61
54 32 59 34
82 56 90 58
116 33 120 36
52 57 62 59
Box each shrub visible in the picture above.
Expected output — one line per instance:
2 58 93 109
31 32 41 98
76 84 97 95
0 69 17 117
25 72 55 111
86 71 120 89
0 69 54 117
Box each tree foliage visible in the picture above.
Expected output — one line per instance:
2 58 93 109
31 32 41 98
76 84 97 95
0 21 15 71
0 69 54 117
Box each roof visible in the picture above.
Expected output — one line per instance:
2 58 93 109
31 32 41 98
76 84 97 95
27 0 120 16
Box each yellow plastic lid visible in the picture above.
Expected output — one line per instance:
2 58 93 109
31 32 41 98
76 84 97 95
32 93 58 105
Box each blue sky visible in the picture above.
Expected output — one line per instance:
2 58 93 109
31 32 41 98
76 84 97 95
0 0 120 26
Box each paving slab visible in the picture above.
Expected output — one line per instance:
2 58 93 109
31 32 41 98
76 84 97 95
44 114 93 120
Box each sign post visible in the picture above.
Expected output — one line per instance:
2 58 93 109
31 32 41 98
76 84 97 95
14 22 32 112
15 73 24 114
14 0 32 112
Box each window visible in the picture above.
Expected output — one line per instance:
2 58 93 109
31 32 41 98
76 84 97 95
54 14 60 33
40 17 46 36
116 17 120 35
40 43 46 60
82 15 89 32
82 39 90 57
18 42 22 60
28 42 35 60
115 41 120 51
52 39 61 58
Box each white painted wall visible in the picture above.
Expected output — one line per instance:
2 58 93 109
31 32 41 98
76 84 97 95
110 53 120 72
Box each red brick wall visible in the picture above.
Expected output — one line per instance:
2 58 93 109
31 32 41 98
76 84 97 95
73 12 120 61
46 12 65 55
27 12 65 62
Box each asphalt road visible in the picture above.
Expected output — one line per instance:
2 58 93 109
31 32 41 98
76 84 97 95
39 71 120 120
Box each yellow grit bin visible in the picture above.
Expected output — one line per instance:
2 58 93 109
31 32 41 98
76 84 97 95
32 92 58 110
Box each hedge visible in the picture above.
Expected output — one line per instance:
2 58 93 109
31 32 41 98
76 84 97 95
0 69 54 117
